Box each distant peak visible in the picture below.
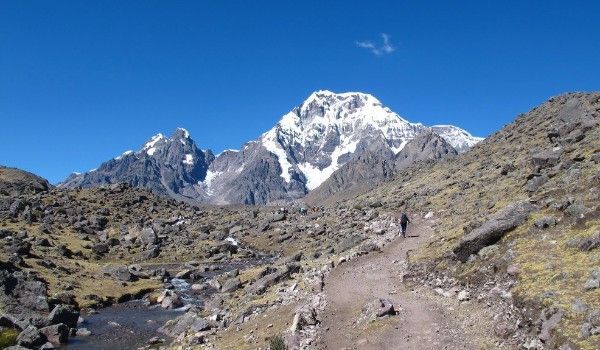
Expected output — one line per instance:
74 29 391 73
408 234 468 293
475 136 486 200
174 127 190 139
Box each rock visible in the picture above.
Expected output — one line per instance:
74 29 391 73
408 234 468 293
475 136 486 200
583 267 600 290
524 174 549 192
457 290 470 302
537 307 564 342
76 328 91 336
532 148 562 169
102 265 135 282
247 264 300 295
290 305 318 332
158 311 211 337
453 201 536 262
507 264 520 276
424 211 434 219
17 325 47 348
140 227 158 246
571 299 588 313
565 202 587 218
221 277 242 293
140 246 160 259
364 298 396 320
534 216 557 229
39 323 69 345
47 305 79 329
160 292 183 309
91 243 109 255
270 212 286 223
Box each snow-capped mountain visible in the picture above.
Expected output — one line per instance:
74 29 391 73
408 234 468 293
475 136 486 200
431 125 484 153
60 91 483 204
260 90 424 190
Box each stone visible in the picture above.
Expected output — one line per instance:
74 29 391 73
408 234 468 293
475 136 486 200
290 305 318 332
571 299 588 313
102 265 135 282
76 328 91 336
39 323 69 345
160 293 183 309
91 243 109 255
140 227 158 246
158 311 211 337
531 148 562 169
17 325 47 348
533 216 557 229
457 290 470 302
221 277 242 293
454 201 536 262
47 305 79 329
537 307 564 342
270 212 286 223
524 174 549 192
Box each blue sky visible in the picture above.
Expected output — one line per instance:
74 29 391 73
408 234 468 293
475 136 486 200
1 1 599 183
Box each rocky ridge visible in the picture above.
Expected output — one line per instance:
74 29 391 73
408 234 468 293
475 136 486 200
60 90 482 205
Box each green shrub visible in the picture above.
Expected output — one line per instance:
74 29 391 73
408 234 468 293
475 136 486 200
269 335 287 350
0 328 19 348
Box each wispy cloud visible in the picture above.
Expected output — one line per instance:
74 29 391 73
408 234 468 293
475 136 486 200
356 33 395 56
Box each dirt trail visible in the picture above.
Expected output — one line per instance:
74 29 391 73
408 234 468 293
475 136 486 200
320 219 474 350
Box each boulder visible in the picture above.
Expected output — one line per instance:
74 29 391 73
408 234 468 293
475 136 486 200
270 212 286 223
532 148 562 169
39 323 69 345
247 264 300 295
221 277 242 293
17 325 46 348
453 201 536 262
139 227 158 246
290 305 318 332
91 243 109 255
102 265 135 282
47 305 79 329
158 311 211 337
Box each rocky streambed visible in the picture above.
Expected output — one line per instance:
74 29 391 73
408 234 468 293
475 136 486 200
61 251 275 350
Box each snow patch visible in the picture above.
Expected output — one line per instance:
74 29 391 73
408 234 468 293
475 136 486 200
299 139 360 190
114 150 134 160
143 133 165 156
261 130 293 182
198 170 222 196
183 154 194 165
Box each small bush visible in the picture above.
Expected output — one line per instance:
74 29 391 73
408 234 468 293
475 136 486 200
269 335 287 350
0 328 19 348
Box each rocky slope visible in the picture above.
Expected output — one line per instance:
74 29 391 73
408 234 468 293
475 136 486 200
60 91 482 205
351 92 600 349
307 130 458 203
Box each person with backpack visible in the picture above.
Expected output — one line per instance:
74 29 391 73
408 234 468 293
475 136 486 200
400 212 410 238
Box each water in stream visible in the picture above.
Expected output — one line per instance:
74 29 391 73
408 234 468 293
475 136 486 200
61 253 275 349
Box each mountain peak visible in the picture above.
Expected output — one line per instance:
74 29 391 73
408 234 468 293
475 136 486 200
174 127 190 139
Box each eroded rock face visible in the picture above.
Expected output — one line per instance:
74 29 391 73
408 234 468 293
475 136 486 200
453 201 537 262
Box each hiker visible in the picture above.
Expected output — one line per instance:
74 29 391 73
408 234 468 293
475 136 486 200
400 212 410 238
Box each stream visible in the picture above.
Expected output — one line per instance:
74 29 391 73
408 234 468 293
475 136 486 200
61 247 275 350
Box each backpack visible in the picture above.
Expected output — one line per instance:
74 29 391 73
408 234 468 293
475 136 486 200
400 213 409 224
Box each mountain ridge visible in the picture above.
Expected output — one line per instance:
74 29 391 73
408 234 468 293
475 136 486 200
60 91 483 204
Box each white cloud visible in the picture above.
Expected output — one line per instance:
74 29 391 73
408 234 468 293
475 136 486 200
356 33 395 56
